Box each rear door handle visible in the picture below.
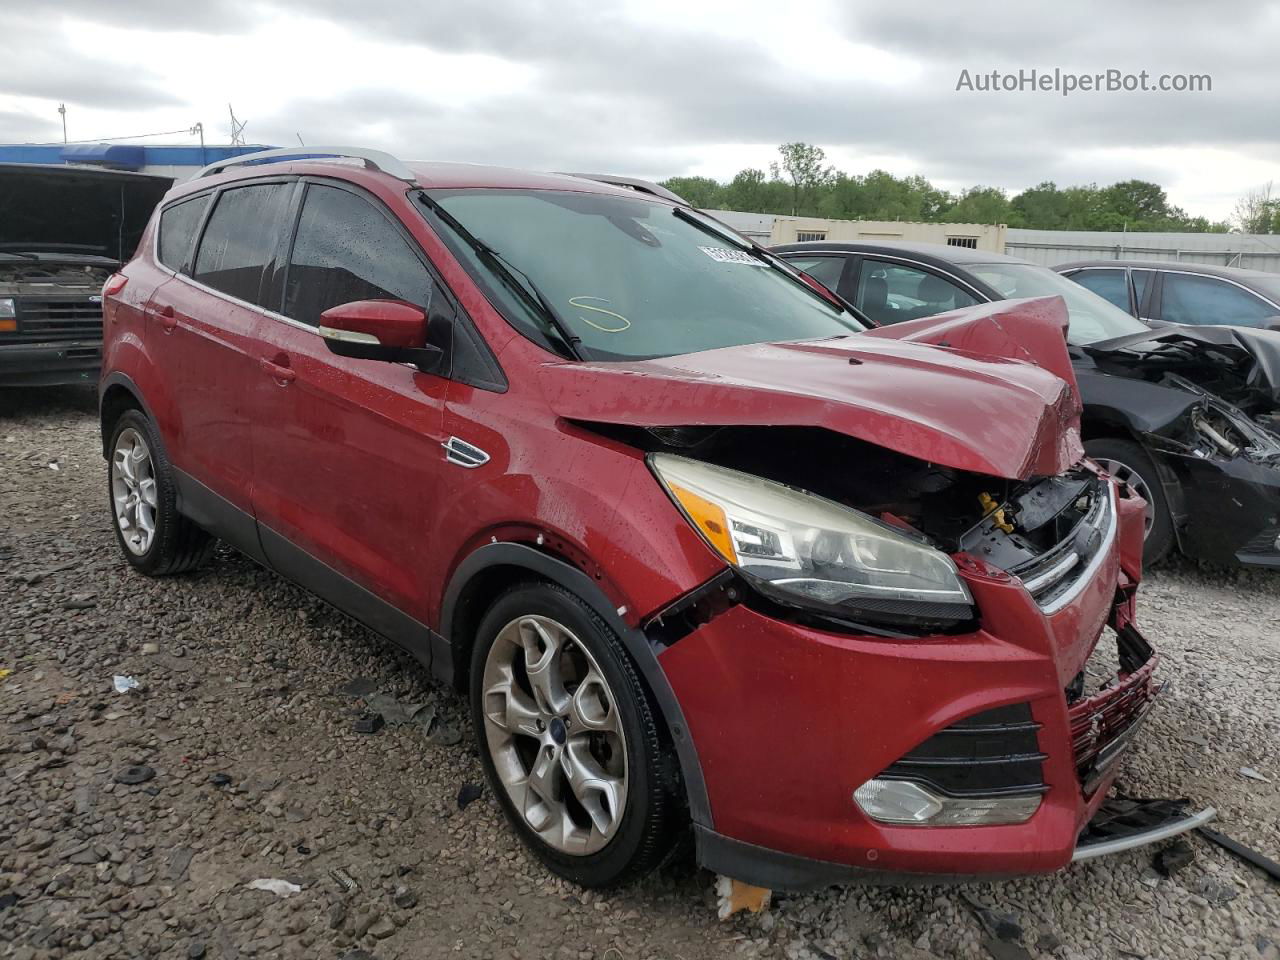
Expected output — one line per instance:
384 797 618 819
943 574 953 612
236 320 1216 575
260 358 296 384
157 304 177 332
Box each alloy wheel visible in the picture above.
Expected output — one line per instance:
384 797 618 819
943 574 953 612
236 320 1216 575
111 427 158 555
481 614 628 855
1094 457 1155 538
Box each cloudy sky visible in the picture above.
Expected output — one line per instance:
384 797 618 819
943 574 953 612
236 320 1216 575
1 0 1277 220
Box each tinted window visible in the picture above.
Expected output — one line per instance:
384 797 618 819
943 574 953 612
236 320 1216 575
193 183 290 305
856 260 978 326
1069 269 1129 313
786 255 846 292
1132 270 1153 313
1161 273 1277 327
157 195 210 272
284 185 434 327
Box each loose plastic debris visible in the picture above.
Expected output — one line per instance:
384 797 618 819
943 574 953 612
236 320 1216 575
248 878 301 897
1197 826 1280 882
457 782 484 810
1153 839 1194 876
112 675 139 694
0 669 12 680
714 875 771 919
352 712 384 734
1239 767 1272 783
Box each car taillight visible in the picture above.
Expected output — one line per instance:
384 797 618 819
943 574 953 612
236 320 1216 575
103 274 128 297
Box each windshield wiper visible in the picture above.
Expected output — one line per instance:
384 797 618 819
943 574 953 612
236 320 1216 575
670 206 861 319
416 193 588 361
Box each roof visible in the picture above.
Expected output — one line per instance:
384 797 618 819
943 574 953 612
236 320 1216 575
1055 258 1280 281
0 162 173 185
405 161 671 198
0 143 275 172
772 238 1031 266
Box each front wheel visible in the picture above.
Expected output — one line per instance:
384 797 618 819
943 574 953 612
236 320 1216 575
469 581 681 888
1085 437 1174 566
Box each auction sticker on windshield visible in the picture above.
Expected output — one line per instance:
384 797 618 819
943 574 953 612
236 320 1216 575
699 245 764 265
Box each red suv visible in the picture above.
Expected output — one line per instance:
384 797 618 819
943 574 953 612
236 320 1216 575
100 147 1194 891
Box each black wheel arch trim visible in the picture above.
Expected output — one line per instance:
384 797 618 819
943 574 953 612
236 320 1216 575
439 541 712 830
99 371 160 457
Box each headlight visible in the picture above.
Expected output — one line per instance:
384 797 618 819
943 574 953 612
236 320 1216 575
649 454 973 624
0 298 15 319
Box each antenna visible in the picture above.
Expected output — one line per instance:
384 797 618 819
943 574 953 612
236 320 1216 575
228 104 248 146
57 103 67 143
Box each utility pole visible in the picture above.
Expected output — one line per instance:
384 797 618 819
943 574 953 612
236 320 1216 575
58 103 67 143
228 104 247 147
191 121 205 166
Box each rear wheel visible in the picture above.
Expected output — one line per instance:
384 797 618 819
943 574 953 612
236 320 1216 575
107 409 213 576
1085 437 1174 565
469 581 680 888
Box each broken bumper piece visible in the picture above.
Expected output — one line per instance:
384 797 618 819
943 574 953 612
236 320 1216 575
1072 796 1217 862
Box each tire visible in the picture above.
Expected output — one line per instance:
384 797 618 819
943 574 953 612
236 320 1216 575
106 409 214 576
1085 437 1174 565
469 580 681 888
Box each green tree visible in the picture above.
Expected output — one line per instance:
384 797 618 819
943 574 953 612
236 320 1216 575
943 186 1010 224
658 175 724 209
771 142 835 215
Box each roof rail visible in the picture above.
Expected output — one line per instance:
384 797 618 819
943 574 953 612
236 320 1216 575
556 173 689 205
195 146 417 183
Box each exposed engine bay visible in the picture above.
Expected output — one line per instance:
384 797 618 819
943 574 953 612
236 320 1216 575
597 423 1111 615
0 259 114 298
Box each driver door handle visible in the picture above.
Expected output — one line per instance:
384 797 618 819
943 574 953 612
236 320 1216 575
260 357 296 384
157 304 178 332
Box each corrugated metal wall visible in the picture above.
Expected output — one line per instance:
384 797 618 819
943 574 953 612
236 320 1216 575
1006 229 1280 272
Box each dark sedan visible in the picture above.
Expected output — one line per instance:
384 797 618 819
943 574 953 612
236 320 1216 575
1056 259 1280 332
774 240 1280 569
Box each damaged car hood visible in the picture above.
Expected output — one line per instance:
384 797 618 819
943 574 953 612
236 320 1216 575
540 299 1083 481
0 163 172 263
1084 324 1280 417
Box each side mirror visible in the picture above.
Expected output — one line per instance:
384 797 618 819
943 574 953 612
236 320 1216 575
319 300 442 366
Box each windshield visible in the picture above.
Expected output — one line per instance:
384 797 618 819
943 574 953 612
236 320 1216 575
420 189 864 361
969 262 1151 345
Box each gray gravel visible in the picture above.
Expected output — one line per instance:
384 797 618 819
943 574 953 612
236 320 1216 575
2 386 1278 960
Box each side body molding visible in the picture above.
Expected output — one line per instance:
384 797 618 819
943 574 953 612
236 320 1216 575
439 541 712 829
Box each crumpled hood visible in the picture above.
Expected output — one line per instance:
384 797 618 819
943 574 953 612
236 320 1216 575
540 298 1084 480
1084 323 1280 416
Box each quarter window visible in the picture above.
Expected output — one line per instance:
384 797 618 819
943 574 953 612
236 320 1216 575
284 185 434 327
157 195 210 272
786 255 846 292
1070 269 1130 313
192 183 291 305
1160 273 1277 327
856 260 978 326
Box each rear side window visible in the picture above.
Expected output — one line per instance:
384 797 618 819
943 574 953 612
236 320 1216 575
1161 273 1277 327
157 195 210 272
192 183 291 305
283 184 434 327
1069 269 1130 313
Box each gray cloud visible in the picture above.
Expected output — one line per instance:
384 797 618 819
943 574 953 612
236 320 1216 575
1 0 1277 214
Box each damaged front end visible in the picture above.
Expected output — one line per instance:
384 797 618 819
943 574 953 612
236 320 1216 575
608 424 1121 637
1086 331 1280 566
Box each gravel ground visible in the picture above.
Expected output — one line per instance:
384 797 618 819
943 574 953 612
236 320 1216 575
1 386 1278 960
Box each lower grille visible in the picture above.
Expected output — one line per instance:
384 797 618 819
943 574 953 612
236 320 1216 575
1069 626 1160 794
877 702 1048 798
11 298 103 341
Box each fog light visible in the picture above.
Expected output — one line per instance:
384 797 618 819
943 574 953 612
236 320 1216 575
854 779 1041 826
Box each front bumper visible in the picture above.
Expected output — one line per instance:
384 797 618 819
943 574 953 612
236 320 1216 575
661 507 1166 890
0 339 102 387
1162 450 1280 568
